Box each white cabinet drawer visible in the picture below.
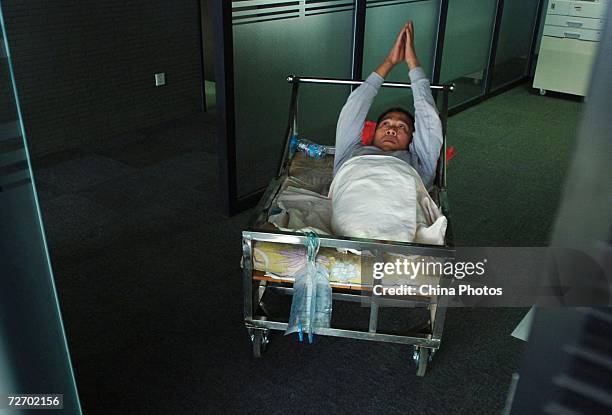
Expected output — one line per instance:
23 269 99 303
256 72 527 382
543 25 602 41
568 1 607 19
548 0 570 15
546 14 605 30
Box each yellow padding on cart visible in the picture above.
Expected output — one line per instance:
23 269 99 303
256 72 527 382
252 241 441 286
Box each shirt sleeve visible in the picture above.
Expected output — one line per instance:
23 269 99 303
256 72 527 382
408 67 443 189
333 71 384 175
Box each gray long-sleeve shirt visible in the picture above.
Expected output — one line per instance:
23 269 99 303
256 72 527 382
333 67 443 189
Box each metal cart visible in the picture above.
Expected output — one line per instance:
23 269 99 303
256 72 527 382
242 75 454 376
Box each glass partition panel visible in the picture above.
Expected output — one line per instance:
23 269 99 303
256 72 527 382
0 5 81 413
491 0 540 89
232 1 355 197
362 0 440 119
440 0 498 107
532 0 548 77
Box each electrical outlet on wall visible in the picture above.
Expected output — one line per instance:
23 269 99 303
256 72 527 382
155 73 166 86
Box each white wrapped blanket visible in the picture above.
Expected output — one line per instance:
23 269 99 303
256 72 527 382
328 155 447 245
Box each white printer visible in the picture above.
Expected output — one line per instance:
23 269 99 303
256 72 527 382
533 0 608 96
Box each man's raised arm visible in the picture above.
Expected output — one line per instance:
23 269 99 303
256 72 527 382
404 21 443 189
333 74 381 175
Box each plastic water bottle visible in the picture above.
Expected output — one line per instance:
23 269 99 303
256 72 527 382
290 136 328 159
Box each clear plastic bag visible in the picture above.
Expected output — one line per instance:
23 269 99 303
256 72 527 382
285 233 332 343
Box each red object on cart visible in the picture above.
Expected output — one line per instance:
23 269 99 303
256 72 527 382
361 121 377 145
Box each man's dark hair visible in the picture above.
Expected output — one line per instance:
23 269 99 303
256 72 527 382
376 107 415 131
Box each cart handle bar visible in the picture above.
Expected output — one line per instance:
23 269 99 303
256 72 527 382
287 75 455 92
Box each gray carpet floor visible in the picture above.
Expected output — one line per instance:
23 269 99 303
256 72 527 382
32 82 582 414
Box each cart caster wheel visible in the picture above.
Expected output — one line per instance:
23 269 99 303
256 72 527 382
413 347 430 377
252 329 269 358
539 88 547 96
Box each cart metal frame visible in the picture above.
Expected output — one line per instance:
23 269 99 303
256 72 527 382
242 75 455 376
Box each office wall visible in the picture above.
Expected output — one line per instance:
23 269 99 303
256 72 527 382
440 0 498 106
1 0 203 157
532 0 549 76
491 0 540 88
232 1 355 197
201 0 215 81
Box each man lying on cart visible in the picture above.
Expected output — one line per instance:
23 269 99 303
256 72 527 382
330 20 446 245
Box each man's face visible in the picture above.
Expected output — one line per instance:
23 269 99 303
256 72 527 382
372 112 413 151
